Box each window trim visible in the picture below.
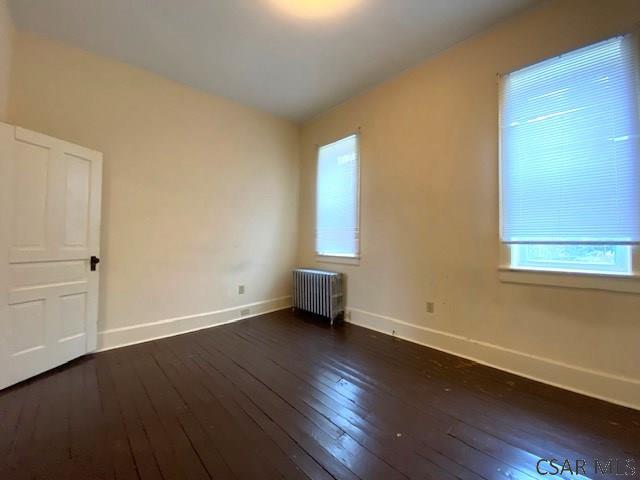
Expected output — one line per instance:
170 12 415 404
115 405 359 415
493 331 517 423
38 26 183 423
316 254 360 266
314 131 361 264
498 244 640 293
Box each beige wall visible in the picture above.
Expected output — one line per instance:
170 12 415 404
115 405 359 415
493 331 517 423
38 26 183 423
298 0 640 407
0 0 12 120
9 33 299 345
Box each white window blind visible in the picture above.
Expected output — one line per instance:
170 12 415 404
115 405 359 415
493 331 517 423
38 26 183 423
500 34 640 244
316 134 359 257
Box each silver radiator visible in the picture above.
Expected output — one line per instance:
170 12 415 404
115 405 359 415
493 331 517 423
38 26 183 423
292 269 344 325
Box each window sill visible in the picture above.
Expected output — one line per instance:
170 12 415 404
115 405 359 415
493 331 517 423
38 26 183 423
498 267 640 294
316 255 360 266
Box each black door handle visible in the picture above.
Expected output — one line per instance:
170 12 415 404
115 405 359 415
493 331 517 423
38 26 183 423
90 256 100 271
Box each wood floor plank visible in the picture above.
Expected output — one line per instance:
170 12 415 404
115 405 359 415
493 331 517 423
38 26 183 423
213 328 471 480
229 316 632 476
115 343 203 480
106 347 169 480
219 322 542 480
128 347 212 480
211 328 536 480
16 362 73 480
336 321 640 447
240 313 638 460
1 308 638 480
148 340 286 480
94 354 141 480
0 380 35 463
67 359 111 479
157 336 324 480
188 334 368 480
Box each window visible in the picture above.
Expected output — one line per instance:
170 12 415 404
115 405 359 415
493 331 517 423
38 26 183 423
511 245 631 275
500 34 640 276
316 134 360 258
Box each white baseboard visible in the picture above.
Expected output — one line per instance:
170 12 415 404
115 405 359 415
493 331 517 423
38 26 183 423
348 307 640 411
97 296 292 352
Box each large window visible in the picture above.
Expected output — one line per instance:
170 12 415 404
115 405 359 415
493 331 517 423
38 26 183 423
316 134 360 258
500 34 639 276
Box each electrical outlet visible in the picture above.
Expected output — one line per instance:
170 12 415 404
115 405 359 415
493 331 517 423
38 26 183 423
238 285 245 294
240 308 250 317
426 302 435 314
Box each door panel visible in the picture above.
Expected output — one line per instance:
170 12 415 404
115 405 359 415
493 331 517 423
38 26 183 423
11 141 49 254
63 153 91 249
8 299 46 356
6 298 49 386
1 123 102 390
10 260 86 288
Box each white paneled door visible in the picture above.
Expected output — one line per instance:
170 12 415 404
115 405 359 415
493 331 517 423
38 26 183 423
0 123 102 390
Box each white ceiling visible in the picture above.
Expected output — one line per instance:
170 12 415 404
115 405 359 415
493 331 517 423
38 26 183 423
8 0 539 121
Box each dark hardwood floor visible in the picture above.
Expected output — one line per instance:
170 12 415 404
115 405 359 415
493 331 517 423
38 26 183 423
1 309 638 480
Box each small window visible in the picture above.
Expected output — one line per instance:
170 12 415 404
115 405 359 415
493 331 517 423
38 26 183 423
500 34 639 275
316 134 360 258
